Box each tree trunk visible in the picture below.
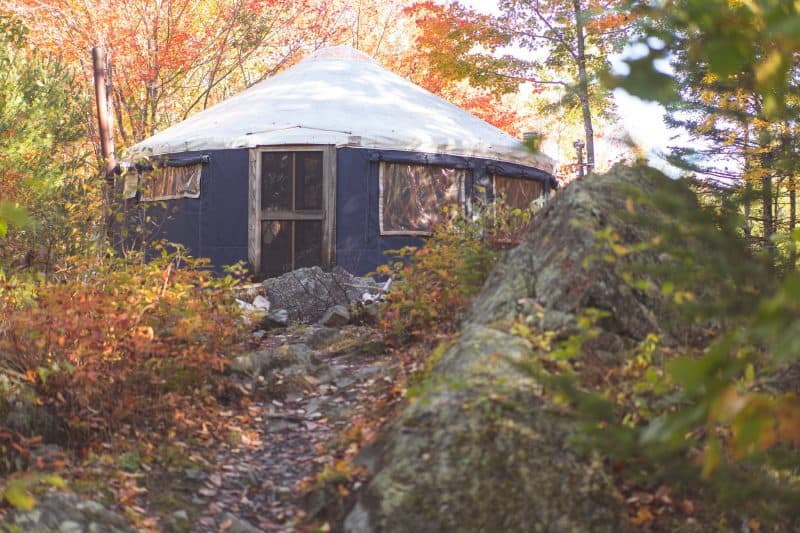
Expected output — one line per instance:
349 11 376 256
762 175 773 254
573 0 595 174
790 178 797 268
743 121 752 238
92 47 117 245
744 182 752 239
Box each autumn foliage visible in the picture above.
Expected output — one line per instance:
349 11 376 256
378 202 535 342
0 249 246 448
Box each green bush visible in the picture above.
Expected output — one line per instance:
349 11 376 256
378 201 537 342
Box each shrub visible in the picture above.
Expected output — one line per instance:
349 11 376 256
378 201 537 342
0 246 246 447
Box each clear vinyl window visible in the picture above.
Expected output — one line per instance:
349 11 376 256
131 164 202 201
379 162 465 235
493 175 543 210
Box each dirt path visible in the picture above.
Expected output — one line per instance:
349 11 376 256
175 327 400 532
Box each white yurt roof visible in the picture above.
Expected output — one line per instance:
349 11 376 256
127 46 554 174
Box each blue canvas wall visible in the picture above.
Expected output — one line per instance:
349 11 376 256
124 149 249 272
126 147 553 277
334 147 554 276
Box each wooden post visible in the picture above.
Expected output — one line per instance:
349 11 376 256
92 47 115 176
92 47 116 243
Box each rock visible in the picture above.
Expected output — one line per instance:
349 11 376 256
231 344 317 376
262 266 382 323
342 166 706 532
262 308 289 329
1 492 134 532
252 295 270 310
301 325 341 349
168 509 190 532
0 385 65 447
319 305 351 327
220 512 261 533
231 283 266 301
261 364 321 398
235 298 267 326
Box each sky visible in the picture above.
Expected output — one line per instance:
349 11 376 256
459 0 677 172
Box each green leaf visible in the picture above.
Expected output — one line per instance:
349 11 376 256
706 37 748 78
701 436 722 479
734 412 764 455
666 356 702 390
605 50 678 105
0 201 31 231
661 281 674 296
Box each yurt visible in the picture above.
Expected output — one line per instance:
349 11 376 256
123 46 556 277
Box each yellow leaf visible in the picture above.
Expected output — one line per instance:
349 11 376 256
43 475 67 489
631 506 654 526
755 50 783 83
4 482 35 511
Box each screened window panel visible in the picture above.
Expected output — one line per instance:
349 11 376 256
295 152 323 210
261 220 292 277
494 176 543 210
261 152 292 211
139 164 202 201
380 163 464 235
295 220 323 269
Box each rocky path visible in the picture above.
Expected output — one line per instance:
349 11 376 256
0 325 400 533
185 326 399 532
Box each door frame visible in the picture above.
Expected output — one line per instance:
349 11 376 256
248 145 336 277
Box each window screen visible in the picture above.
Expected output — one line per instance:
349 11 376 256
139 164 202 201
494 176 543 210
258 150 325 277
295 152 323 210
261 220 292 278
261 152 292 211
379 163 465 235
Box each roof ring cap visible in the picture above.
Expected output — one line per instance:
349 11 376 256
306 45 374 63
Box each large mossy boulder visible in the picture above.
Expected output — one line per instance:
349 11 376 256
343 166 703 532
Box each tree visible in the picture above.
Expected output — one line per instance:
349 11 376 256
5 0 353 148
0 15 87 271
620 0 800 261
407 0 633 173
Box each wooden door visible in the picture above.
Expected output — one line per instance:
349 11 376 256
248 146 335 278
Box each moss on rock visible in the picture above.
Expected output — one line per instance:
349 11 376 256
342 166 706 532
347 327 624 532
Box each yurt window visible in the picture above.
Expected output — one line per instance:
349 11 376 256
379 163 465 235
137 164 202 201
493 175 543 210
